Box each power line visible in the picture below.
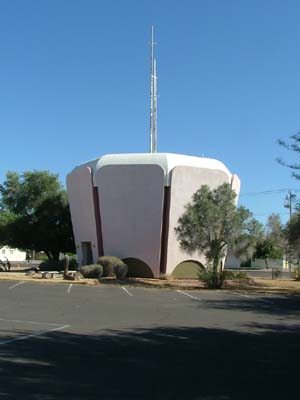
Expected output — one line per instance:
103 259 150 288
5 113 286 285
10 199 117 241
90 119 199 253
240 188 300 197
253 212 290 217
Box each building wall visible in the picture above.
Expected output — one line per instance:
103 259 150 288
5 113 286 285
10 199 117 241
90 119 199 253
0 246 26 262
95 164 165 278
66 166 99 264
165 166 231 275
67 154 240 277
231 174 241 202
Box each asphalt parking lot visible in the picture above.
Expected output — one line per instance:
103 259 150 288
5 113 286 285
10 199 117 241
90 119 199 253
0 280 300 400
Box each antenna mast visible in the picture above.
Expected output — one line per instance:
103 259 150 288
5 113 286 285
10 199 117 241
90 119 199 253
150 26 157 153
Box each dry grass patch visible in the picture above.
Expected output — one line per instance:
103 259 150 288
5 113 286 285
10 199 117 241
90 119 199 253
0 272 97 285
225 277 300 294
1 272 300 294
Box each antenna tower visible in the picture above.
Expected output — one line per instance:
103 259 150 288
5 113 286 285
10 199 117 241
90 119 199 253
150 26 157 153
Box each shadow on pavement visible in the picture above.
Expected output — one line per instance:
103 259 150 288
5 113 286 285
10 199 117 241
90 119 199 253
0 323 300 399
202 294 300 317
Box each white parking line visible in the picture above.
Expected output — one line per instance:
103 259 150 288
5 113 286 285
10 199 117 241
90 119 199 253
9 281 25 290
121 287 133 297
176 290 201 301
67 284 73 293
233 292 273 304
0 318 66 326
233 292 252 299
0 324 70 346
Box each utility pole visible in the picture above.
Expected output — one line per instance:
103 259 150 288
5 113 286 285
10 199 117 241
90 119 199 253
284 190 297 271
284 191 296 222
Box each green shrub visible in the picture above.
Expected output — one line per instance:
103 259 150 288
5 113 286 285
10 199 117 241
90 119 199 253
223 270 235 280
80 264 103 278
224 270 248 280
97 256 128 278
39 256 78 273
35 253 48 261
69 256 78 270
233 271 248 280
240 259 252 268
39 259 63 272
199 268 226 289
114 263 128 278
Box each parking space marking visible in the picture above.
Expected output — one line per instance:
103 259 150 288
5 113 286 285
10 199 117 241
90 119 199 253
0 317 66 326
121 287 133 297
0 324 70 346
233 291 273 304
67 284 73 293
9 281 25 290
233 292 252 299
176 290 201 301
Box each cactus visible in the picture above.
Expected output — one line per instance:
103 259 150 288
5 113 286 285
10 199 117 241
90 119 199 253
97 256 128 278
62 255 70 279
79 264 103 279
114 263 128 279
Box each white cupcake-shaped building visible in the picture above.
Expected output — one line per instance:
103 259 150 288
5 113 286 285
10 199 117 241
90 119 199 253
67 153 240 278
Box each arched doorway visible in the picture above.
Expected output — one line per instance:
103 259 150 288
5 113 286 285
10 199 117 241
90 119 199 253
122 258 154 278
172 260 204 279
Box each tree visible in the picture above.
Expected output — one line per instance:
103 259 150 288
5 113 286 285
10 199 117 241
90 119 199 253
277 132 300 179
250 214 285 268
0 171 75 260
254 239 274 269
0 171 62 214
266 213 284 242
286 214 300 266
231 217 264 265
265 213 285 256
175 183 261 287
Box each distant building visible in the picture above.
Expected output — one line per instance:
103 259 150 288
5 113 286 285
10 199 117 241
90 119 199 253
67 153 240 278
224 252 242 269
0 246 26 262
224 251 285 270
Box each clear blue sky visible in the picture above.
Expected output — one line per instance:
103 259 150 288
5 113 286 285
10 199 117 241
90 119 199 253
1 0 300 224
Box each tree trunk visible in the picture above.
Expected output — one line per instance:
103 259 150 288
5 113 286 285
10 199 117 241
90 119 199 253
63 255 69 279
213 256 221 288
52 251 60 261
44 250 60 261
213 248 224 273
44 251 52 260
46 250 60 261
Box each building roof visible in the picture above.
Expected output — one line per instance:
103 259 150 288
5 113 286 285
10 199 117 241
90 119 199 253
71 153 232 186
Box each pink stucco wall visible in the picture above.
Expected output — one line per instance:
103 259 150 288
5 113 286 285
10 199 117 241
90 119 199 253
165 166 231 275
67 154 240 277
66 166 99 264
95 164 165 278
